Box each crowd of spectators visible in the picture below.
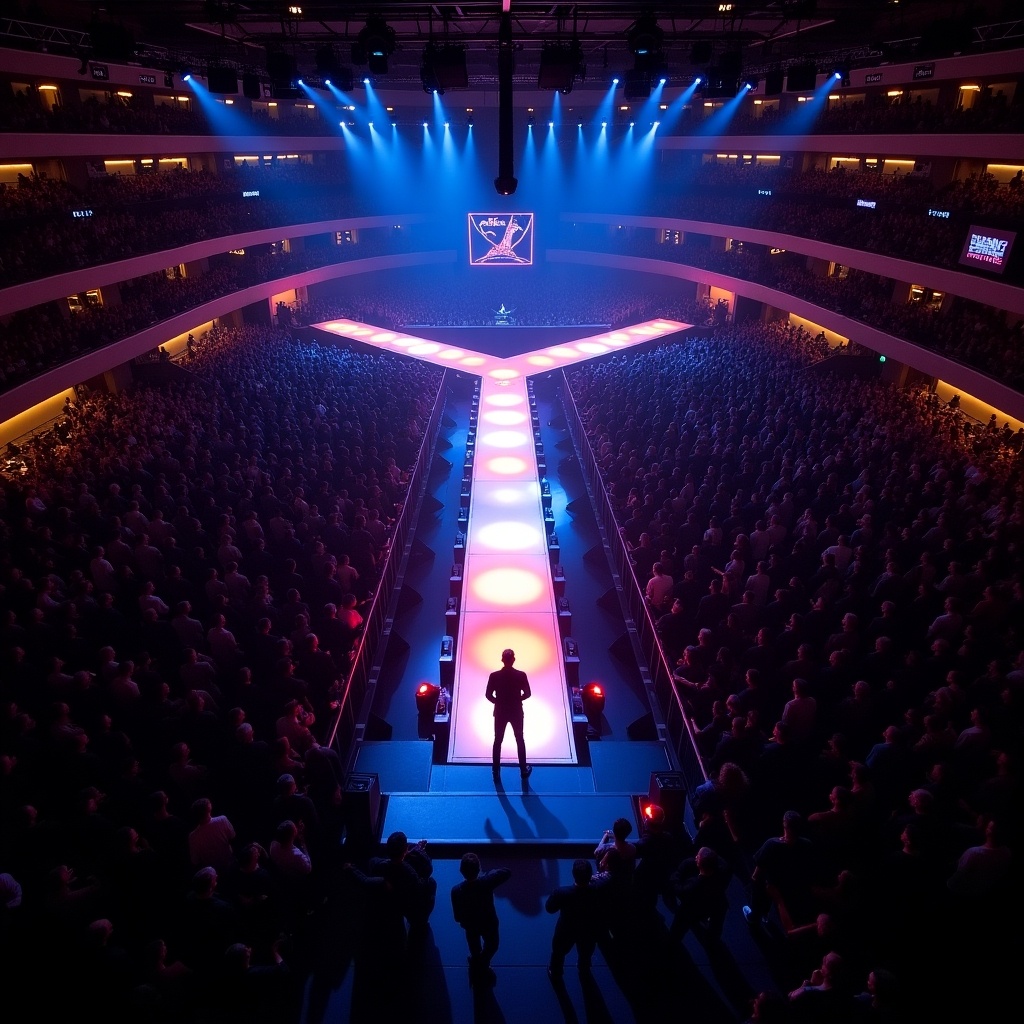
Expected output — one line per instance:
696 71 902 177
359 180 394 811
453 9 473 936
292 265 706 331
5 161 1022 289
0 163 370 287
568 317 1022 1019
633 165 1024 275
0 323 441 1019
0 231 420 393
567 226 1024 389
701 89 1020 136
0 276 1022 1017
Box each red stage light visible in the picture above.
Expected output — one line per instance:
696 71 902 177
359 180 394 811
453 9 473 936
415 681 440 715
582 681 606 717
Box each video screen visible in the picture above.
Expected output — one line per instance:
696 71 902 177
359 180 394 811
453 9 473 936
468 212 535 266
958 226 1016 275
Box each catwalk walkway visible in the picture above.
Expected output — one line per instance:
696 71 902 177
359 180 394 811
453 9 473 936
313 317 688 840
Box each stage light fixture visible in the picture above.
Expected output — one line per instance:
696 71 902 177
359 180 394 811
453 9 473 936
582 682 606 718
315 46 353 91
628 14 663 60
355 15 396 75
421 43 469 95
415 682 440 715
642 802 664 824
538 40 585 93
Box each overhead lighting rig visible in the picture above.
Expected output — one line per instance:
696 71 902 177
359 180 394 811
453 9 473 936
537 39 586 94
421 43 468 94
353 15 396 76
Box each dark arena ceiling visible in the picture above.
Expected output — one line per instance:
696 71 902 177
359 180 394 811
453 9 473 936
5 1 1021 93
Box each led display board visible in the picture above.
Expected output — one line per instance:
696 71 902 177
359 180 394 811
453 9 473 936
468 212 535 266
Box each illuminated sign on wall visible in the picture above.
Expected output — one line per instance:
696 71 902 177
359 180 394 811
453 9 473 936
856 199 877 209
468 212 535 266
959 226 1016 274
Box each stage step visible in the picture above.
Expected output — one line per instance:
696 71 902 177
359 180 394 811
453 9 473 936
380 790 640 852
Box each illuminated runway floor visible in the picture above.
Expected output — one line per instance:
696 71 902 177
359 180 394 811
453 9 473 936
449 375 575 764
313 318 690 772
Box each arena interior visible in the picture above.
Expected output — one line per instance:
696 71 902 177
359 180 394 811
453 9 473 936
1 3 1023 1021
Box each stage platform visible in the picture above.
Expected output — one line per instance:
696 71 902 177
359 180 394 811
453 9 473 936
397 324 612 358
380 791 639 852
355 740 673 851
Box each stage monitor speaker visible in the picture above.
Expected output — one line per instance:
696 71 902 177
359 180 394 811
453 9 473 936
344 772 382 847
242 73 262 99
649 770 687 834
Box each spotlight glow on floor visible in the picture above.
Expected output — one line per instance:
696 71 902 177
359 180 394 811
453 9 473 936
470 565 547 608
485 455 529 475
480 429 530 449
482 410 528 426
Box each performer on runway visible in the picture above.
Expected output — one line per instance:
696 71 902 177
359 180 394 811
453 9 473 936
486 648 532 779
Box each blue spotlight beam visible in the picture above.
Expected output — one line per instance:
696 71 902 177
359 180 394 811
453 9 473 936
779 73 839 135
183 75 248 134
298 80 345 130
654 79 701 134
695 82 753 137
594 80 619 125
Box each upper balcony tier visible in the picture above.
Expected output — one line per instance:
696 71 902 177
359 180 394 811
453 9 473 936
2 157 1023 294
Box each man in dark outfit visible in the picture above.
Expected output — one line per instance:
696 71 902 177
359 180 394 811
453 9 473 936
450 852 511 986
545 859 608 980
485 648 533 779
